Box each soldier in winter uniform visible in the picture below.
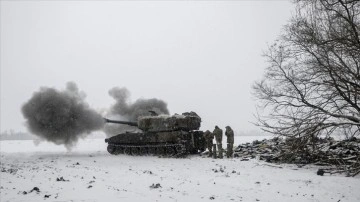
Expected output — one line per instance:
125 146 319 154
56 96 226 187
213 126 223 158
203 130 214 157
225 126 234 158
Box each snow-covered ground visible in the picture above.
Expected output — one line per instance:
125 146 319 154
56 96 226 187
1 136 359 202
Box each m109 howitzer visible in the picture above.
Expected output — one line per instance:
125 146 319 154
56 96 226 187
104 112 206 157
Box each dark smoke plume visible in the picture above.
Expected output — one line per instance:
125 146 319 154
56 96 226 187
21 82 104 148
104 87 169 136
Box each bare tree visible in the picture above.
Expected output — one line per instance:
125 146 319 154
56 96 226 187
253 0 360 142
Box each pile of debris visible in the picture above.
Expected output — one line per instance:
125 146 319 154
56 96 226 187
234 137 360 177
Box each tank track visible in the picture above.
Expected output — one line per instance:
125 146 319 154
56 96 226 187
107 143 187 157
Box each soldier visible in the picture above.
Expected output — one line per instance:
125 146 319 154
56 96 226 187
203 130 214 157
225 126 234 158
213 126 223 158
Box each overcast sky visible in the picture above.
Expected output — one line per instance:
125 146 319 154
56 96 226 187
1 0 293 135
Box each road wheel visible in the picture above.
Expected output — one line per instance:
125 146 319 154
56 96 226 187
166 147 176 156
148 147 156 155
156 147 165 155
139 147 148 155
118 147 125 154
124 147 132 155
131 147 140 156
175 145 183 154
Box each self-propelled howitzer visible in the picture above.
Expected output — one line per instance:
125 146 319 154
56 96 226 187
104 112 206 157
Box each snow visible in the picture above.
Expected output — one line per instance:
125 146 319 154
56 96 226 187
1 137 359 202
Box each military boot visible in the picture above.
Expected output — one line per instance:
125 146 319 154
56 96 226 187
226 143 231 158
218 144 223 159
208 147 213 157
212 144 217 159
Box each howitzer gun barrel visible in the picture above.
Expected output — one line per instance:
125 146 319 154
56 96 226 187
104 118 138 127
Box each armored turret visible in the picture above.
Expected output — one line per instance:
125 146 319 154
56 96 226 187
105 111 201 132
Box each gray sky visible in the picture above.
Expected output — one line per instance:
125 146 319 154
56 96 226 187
0 0 293 135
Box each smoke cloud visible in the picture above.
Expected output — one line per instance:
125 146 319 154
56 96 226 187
21 82 104 148
104 87 169 136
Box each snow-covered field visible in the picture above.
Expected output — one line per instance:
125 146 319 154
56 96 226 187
1 136 359 202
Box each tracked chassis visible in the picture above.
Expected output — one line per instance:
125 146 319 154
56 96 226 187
105 130 205 157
